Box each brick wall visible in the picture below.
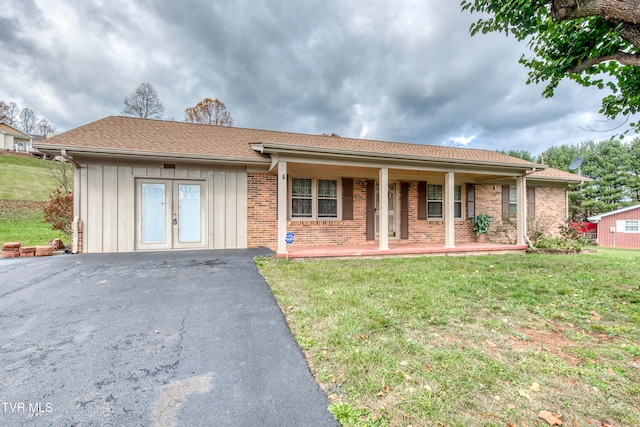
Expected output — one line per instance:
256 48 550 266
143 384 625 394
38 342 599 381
475 184 567 244
247 172 278 248
247 173 479 249
534 186 567 238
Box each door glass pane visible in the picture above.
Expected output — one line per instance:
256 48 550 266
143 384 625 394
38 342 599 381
142 183 166 243
375 183 397 237
178 184 201 243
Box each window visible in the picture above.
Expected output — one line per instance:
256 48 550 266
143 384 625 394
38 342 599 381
290 177 338 219
291 178 312 218
509 186 517 218
625 220 639 232
427 184 443 219
454 185 462 219
317 179 338 218
427 184 462 219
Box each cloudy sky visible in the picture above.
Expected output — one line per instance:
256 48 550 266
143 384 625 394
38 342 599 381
1 0 634 155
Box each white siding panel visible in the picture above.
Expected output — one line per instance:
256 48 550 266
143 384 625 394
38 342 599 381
175 169 188 179
133 167 147 176
80 162 247 253
207 171 215 248
102 165 118 252
225 172 237 248
161 168 175 178
117 166 135 252
213 171 226 249
79 166 89 253
236 173 248 248
87 164 103 253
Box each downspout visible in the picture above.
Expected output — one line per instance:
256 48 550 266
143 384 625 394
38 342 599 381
61 149 80 168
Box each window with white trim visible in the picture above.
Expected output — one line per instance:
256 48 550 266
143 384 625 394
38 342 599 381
290 177 338 219
291 178 313 218
427 184 443 219
427 184 462 219
625 220 639 232
509 186 517 218
454 185 462 219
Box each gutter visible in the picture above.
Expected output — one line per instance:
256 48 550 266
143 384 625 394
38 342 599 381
34 144 271 166
252 142 547 172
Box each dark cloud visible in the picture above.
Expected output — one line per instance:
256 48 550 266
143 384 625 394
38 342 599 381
0 0 634 154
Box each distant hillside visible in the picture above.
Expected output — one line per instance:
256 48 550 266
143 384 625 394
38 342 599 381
0 153 73 201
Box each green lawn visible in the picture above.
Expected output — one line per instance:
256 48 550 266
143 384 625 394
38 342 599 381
0 153 73 246
0 153 72 201
0 200 69 246
258 249 640 427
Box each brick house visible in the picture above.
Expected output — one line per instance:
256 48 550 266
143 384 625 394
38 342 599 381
35 116 585 255
588 205 640 249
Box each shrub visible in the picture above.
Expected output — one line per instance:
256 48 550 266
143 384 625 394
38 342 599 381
43 188 73 235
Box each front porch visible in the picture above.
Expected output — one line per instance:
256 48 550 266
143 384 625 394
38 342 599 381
278 241 529 259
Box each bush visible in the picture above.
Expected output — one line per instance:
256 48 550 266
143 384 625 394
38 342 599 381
43 188 73 235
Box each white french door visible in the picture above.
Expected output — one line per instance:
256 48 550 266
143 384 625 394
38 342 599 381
375 182 398 239
135 179 206 250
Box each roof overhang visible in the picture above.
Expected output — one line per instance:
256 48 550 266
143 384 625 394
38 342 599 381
35 143 271 167
251 142 546 175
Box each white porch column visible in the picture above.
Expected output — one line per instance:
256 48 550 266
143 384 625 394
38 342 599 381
516 176 527 246
379 167 389 250
277 161 288 254
444 172 455 248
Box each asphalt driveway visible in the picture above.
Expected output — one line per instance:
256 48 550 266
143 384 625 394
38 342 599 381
0 249 338 426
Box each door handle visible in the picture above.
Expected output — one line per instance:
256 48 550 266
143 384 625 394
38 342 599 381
172 214 177 225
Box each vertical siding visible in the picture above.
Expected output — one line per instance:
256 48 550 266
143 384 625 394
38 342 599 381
86 164 103 252
598 207 640 249
213 171 227 249
225 172 238 248
102 165 118 252
236 173 248 248
117 166 134 252
79 163 247 253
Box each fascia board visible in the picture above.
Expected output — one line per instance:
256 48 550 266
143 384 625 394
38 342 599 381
34 144 270 166
257 142 544 173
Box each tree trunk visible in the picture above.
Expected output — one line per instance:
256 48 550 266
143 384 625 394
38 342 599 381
551 0 640 25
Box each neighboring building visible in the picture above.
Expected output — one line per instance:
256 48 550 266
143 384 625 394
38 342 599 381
588 205 640 249
35 116 586 255
0 121 33 153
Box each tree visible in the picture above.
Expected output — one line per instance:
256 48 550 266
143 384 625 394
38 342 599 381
461 0 640 134
122 82 165 119
184 98 234 126
19 108 37 134
544 138 640 219
497 149 535 162
0 101 19 126
43 188 73 236
34 118 56 137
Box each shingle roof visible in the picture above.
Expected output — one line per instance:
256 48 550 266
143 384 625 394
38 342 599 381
40 116 537 166
528 166 589 183
37 116 584 182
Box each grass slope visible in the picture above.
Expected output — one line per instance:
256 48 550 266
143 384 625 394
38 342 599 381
0 153 71 201
0 153 73 246
0 200 69 246
258 250 640 427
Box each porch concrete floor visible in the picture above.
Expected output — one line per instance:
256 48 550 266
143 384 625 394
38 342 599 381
279 241 529 259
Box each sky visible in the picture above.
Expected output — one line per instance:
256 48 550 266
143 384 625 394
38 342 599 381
1 0 635 155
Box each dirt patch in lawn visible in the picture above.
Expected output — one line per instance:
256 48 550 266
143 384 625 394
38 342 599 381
511 327 580 364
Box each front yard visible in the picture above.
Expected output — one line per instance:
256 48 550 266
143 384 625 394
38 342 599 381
258 249 640 427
